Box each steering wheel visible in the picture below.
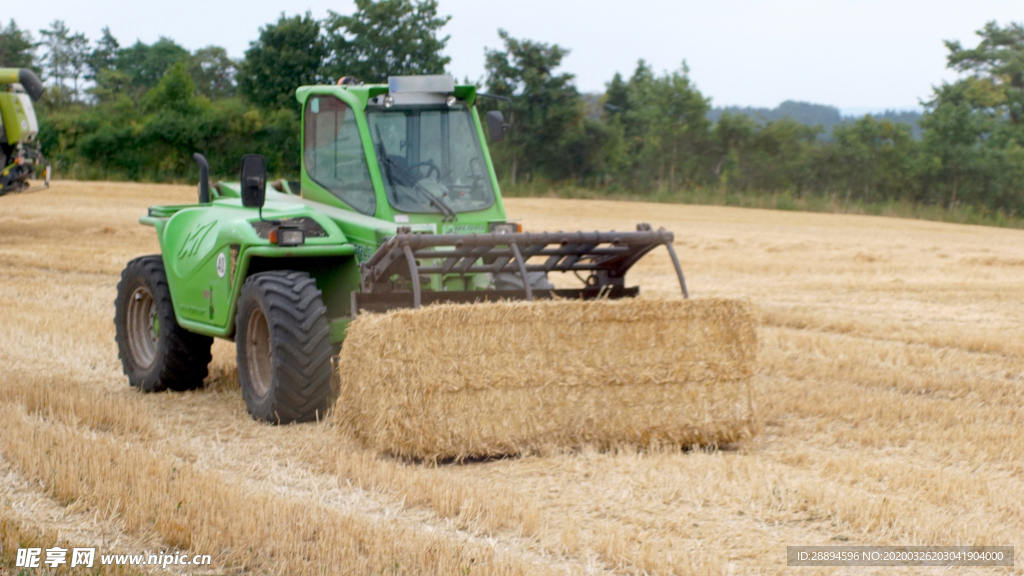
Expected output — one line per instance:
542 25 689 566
404 160 441 182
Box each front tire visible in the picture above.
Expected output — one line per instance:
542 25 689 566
235 271 332 423
114 255 212 392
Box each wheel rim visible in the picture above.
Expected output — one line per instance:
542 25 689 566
126 286 158 369
245 307 272 398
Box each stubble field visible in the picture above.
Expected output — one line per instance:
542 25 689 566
1 181 1022 575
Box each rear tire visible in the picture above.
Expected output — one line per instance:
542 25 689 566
114 255 212 392
235 271 332 423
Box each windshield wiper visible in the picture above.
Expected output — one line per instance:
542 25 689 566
374 124 457 221
412 181 457 222
374 125 400 190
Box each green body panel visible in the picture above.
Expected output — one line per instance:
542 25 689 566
144 81 509 344
0 91 38 145
0 68 41 146
0 69 21 84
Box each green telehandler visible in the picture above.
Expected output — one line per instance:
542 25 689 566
0 67 49 195
114 75 690 425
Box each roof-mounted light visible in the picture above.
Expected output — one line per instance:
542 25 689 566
387 75 455 94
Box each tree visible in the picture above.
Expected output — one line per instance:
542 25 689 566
89 68 135 104
0 20 35 69
138 60 211 176
38 20 90 103
323 0 450 83
142 60 199 115
635 62 710 190
607 60 711 191
115 37 190 90
189 46 237 99
603 72 629 119
919 80 998 209
945 21 1024 125
484 29 583 183
238 12 327 109
919 21 1024 211
85 27 119 82
711 111 757 182
830 116 917 203
741 119 820 193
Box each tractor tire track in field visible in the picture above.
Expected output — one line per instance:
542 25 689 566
139 376 611 575
0 454 170 575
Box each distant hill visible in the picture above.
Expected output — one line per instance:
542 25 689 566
708 100 922 139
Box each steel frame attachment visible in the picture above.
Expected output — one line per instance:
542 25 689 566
353 223 687 314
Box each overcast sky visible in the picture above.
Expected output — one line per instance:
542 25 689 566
26 0 1023 113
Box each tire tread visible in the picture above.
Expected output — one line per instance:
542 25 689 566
235 271 332 423
114 255 212 392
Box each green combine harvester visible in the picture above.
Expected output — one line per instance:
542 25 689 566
0 68 48 195
114 75 692 426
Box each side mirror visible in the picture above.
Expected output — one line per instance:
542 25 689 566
486 110 507 143
240 154 267 209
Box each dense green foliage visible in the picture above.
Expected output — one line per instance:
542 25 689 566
238 13 326 110
238 0 450 110
484 30 587 183
31 21 298 180
322 0 451 83
0 19 35 69
2 10 1023 219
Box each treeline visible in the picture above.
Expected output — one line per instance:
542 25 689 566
3 6 1024 216
1 0 450 180
485 22 1024 215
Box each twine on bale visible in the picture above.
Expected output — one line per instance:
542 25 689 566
334 298 758 461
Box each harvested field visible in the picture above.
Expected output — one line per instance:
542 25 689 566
1 180 1022 574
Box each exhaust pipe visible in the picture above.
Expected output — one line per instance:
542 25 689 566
193 153 210 203
18 69 44 101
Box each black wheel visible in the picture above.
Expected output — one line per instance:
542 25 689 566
235 271 332 423
114 255 212 392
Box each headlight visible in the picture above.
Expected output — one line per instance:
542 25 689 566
489 222 523 234
269 227 305 246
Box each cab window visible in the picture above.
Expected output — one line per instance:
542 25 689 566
303 95 375 215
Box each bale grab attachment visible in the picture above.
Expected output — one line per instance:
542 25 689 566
354 223 688 314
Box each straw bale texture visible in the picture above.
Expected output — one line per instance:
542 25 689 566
335 298 758 460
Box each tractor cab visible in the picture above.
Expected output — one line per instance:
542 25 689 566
294 75 507 229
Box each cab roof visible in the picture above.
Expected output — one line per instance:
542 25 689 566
295 78 477 108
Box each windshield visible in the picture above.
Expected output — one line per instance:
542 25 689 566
367 106 495 215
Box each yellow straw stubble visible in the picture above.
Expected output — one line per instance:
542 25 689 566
335 298 758 461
